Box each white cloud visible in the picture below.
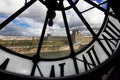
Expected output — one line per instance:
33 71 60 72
0 0 106 36
0 0 24 14
19 17 43 36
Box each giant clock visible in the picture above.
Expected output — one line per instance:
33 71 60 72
0 0 120 80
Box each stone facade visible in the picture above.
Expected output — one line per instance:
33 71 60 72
71 30 92 45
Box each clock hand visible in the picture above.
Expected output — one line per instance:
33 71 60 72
31 0 61 76
39 0 79 10
35 11 49 57
61 0 75 55
39 0 58 27
31 11 49 76
43 0 58 26
48 11 56 26
60 0 79 74
36 0 59 57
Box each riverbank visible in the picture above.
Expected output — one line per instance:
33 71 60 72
7 45 80 55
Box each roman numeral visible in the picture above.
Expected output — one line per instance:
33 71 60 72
98 19 120 57
82 55 92 71
49 63 65 77
49 65 55 77
102 35 116 53
59 63 65 77
86 46 101 66
36 64 44 77
32 62 66 77
82 45 100 71
104 20 120 40
0 58 10 70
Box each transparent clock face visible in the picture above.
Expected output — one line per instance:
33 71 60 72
0 0 107 59
0 0 120 79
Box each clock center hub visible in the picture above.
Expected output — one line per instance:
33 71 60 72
43 0 78 10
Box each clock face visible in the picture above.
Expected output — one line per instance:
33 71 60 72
0 0 120 79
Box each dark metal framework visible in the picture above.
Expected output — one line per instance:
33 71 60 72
0 0 120 80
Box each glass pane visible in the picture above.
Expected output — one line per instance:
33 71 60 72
0 1 46 56
40 11 70 59
82 8 105 34
0 0 24 23
76 0 93 12
65 8 93 52
90 0 107 9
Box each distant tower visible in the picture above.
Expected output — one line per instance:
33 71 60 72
71 29 77 43
46 34 52 41
71 28 82 44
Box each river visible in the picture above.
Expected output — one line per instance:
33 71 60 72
25 50 70 59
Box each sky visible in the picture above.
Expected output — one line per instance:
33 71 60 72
0 0 107 36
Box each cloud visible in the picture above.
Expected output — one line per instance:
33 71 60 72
66 0 105 28
0 0 24 14
0 0 107 36
0 16 43 36
19 1 47 22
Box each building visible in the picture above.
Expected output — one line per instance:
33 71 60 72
44 34 68 41
71 29 92 45
0 35 34 40
0 29 92 45
45 29 92 45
